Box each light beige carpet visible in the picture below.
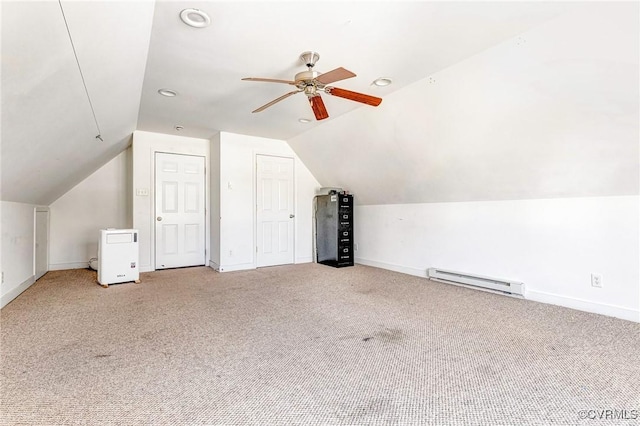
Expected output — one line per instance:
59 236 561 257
1 264 639 425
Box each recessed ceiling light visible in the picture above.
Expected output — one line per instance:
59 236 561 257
298 118 311 123
158 89 178 97
175 125 184 131
373 77 392 87
180 8 211 28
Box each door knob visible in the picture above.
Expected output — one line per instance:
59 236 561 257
289 214 295 218
157 217 163 221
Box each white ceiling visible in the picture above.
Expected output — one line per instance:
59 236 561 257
288 2 640 204
1 1 583 205
137 1 573 140
289 2 639 204
2 0 154 205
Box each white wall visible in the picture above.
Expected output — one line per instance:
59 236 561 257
2 1 154 206
49 149 132 270
210 133 221 267
213 132 320 272
132 130 210 272
287 3 639 322
354 196 639 322
288 3 638 205
1 201 38 308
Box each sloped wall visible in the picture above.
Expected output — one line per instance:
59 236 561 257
288 3 639 321
289 3 638 204
1 1 154 206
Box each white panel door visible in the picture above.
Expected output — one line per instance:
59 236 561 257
256 155 294 267
34 208 49 280
155 153 205 269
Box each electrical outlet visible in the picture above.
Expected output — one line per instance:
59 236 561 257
354 243 359 252
229 250 233 257
591 273 603 288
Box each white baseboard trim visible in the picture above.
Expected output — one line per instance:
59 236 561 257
216 263 256 273
355 257 639 323
354 257 428 278
527 289 639 323
49 262 89 271
139 266 153 273
295 256 313 264
1 275 36 309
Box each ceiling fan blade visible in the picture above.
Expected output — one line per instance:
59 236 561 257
242 77 296 85
315 67 356 85
326 87 382 107
252 90 301 113
309 95 329 120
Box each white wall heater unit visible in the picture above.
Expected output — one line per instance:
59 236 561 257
98 229 140 287
427 268 525 297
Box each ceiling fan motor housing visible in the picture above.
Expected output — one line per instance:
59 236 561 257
295 70 320 83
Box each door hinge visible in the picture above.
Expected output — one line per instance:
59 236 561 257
256 246 258 253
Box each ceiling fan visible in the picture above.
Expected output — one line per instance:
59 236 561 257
242 51 382 120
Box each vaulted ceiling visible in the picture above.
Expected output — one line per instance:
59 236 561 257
2 1 154 205
290 2 640 204
2 1 636 206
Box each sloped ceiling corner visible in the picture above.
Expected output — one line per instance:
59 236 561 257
288 2 640 206
136 1 570 141
5 1 636 209
1 1 155 205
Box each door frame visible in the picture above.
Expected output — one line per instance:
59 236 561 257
153 151 207 270
34 206 49 280
253 152 296 268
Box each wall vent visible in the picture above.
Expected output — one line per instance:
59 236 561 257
427 268 525 297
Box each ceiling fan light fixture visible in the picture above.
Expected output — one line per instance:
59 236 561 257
373 77 393 87
180 8 211 28
158 88 178 97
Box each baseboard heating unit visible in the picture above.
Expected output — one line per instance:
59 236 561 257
427 268 525 297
